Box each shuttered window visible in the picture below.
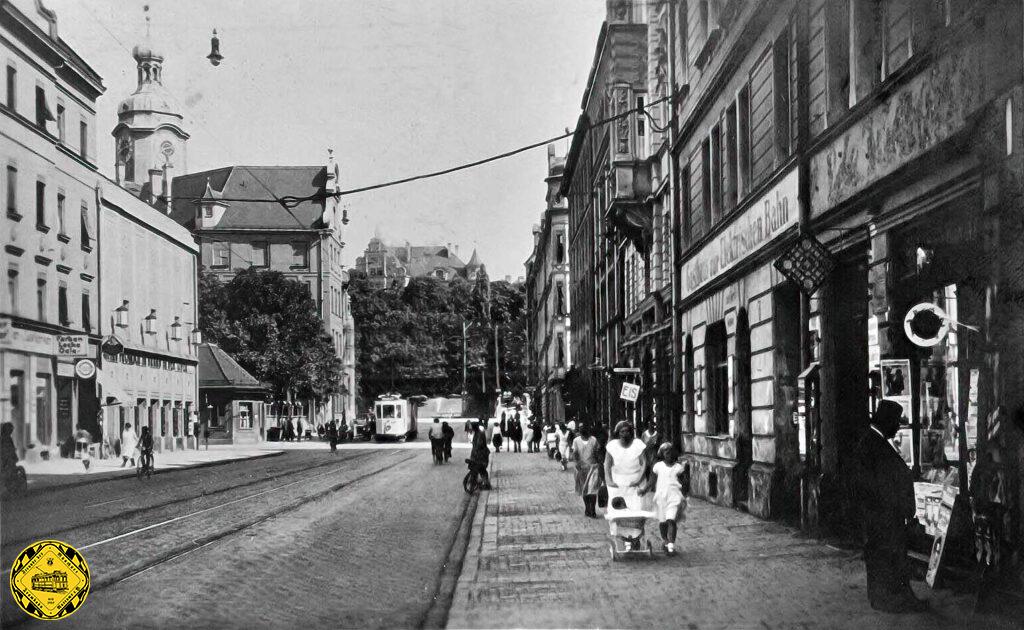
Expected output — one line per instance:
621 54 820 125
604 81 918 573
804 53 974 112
749 50 775 185
687 149 705 243
885 0 913 76
808 0 828 136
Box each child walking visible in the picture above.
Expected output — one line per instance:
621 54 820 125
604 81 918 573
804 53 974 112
647 442 688 555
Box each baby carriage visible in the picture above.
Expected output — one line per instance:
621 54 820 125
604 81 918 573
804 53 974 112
604 487 656 561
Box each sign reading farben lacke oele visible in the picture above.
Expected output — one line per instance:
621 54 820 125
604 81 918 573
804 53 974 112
682 168 798 294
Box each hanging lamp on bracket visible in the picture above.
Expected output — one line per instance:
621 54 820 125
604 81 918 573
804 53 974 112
207 29 223 66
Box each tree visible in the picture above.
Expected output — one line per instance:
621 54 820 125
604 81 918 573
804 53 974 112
198 269 343 404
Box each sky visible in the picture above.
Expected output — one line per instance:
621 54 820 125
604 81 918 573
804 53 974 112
45 0 607 280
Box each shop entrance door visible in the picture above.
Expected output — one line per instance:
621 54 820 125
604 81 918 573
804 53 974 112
820 253 870 537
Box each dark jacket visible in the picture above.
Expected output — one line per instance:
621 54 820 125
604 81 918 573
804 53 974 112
854 427 916 540
471 430 490 465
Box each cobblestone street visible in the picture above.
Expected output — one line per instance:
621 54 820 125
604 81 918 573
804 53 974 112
447 452 1019 630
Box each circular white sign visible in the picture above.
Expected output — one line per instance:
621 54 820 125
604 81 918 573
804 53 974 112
74 359 96 379
903 303 950 347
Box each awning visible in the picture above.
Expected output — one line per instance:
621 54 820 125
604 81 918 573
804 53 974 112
95 367 132 406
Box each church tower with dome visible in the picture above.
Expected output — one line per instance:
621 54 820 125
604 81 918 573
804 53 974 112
111 37 189 206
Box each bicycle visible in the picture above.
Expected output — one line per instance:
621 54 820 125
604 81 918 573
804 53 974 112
136 449 154 479
463 458 490 494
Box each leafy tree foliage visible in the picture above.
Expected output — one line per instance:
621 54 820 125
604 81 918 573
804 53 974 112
198 269 344 403
348 269 528 413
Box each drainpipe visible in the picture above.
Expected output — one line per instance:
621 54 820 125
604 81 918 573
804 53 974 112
666 0 683 449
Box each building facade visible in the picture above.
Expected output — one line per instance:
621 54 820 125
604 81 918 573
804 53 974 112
562 0 1024 586
170 159 356 430
355 238 483 289
2 0 199 460
525 145 571 424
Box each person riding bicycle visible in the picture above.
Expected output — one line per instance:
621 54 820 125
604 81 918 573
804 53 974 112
136 426 155 471
468 420 491 490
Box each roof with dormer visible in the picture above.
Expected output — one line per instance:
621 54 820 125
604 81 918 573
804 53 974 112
170 166 328 231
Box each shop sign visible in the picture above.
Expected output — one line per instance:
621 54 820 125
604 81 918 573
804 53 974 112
75 359 96 380
54 335 89 357
682 169 798 294
619 382 640 402
0 317 53 355
56 363 76 378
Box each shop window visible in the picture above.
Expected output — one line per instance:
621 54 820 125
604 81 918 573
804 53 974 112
35 373 51 445
705 321 729 435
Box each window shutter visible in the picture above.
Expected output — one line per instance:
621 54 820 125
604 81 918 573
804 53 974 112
749 49 775 185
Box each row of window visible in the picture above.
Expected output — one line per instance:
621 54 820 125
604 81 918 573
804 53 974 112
102 352 191 371
5 165 94 248
5 64 89 160
6 267 91 331
208 240 308 269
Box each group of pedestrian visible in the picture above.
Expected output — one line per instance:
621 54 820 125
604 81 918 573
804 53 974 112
486 409 528 453
428 418 455 464
553 419 689 555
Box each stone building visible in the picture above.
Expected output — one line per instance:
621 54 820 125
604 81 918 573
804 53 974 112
525 146 571 424
170 158 356 431
355 238 483 288
563 2 1024 591
1 0 199 459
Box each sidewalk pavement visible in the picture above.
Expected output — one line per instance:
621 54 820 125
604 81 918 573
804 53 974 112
19 445 284 493
446 451 1019 630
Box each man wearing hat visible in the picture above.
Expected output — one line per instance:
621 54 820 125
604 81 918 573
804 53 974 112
854 399 928 613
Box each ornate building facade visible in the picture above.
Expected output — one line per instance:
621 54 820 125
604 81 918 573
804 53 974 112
525 145 571 424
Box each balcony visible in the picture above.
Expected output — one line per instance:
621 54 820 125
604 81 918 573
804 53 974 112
604 160 653 254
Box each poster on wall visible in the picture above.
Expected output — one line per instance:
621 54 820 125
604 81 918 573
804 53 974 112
880 359 912 422
925 485 960 588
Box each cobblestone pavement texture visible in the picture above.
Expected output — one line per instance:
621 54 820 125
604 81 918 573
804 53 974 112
2 448 469 629
446 451 1021 630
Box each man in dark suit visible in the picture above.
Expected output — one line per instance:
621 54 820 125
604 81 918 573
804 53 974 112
854 399 928 613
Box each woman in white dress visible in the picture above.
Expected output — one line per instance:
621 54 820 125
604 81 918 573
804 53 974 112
603 421 647 510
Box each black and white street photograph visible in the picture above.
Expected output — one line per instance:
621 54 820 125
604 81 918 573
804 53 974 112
3 0 1024 628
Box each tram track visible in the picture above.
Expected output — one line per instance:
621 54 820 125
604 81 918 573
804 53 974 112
0 450 378 553
2 451 420 629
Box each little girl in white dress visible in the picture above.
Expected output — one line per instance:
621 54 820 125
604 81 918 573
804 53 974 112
647 443 688 555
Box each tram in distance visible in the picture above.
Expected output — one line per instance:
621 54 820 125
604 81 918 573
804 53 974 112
373 394 424 441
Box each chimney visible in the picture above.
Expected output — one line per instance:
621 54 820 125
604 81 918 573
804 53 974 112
162 163 173 213
148 168 162 206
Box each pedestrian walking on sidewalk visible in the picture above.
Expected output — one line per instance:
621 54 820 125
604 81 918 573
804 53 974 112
441 421 454 463
528 418 542 453
510 413 523 453
469 420 491 490
429 418 445 464
328 421 339 453
853 399 928 613
645 443 688 555
120 423 138 467
491 419 503 453
571 425 601 517
603 421 647 511
556 423 571 471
